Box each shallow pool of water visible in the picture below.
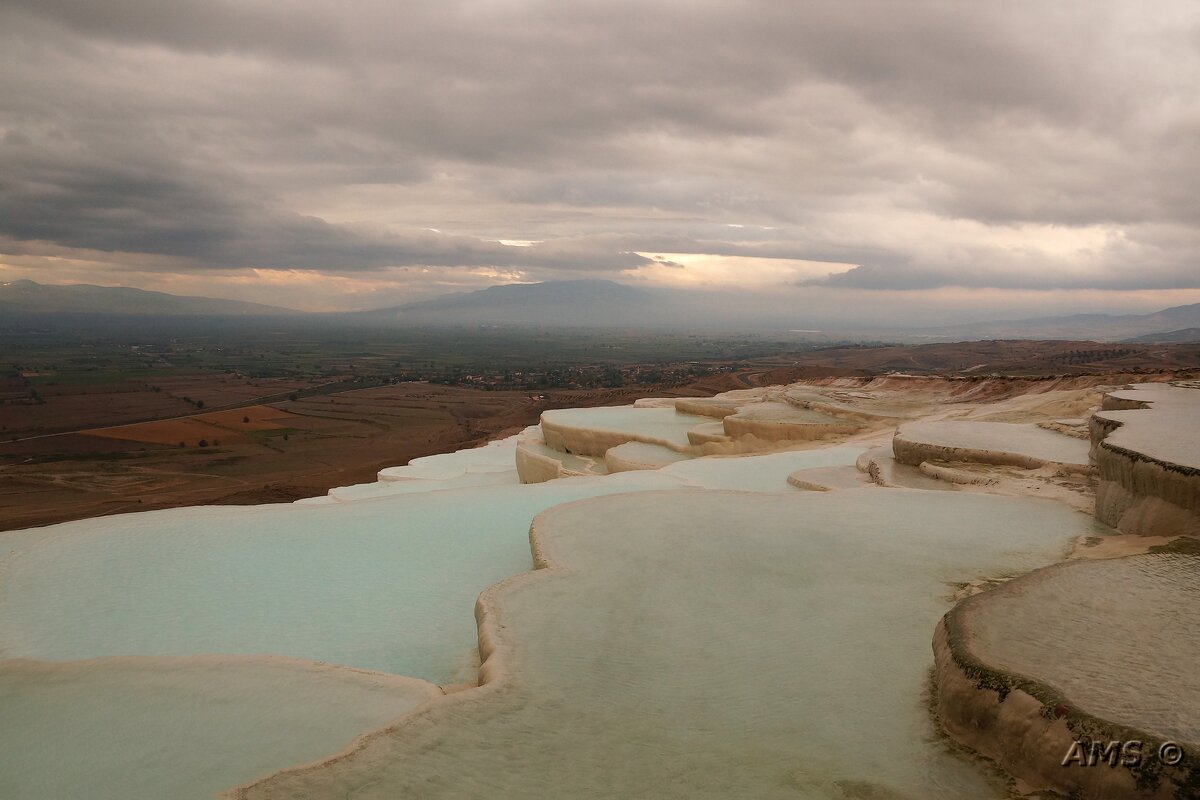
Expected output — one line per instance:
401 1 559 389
243 488 1096 799
662 445 865 491
0 657 436 800
896 421 1090 466
962 552 1200 744
0 473 683 681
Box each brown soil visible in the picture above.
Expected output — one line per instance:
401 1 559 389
0 378 742 532
197 406 301 428
0 375 329 439
772 339 1200 379
87 418 253 446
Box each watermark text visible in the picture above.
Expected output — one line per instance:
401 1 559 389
1062 740 1185 768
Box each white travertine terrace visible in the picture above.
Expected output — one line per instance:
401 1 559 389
964 554 1200 744
515 437 607 483
782 387 907 424
894 420 1093 472
0 472 700 680
856 445 959 491
0 656 440 800
2 375 1195 799
540 406 709 455
377 433 523 481
604 441 692 472
660 445 864 492
237 489 1092 800
328 469 518 502
672 393 752 418
685 420 732 444
935 553 1200 800
719 401 861 441
0 392 882 799
785 465 869 491
630 397 681 409
521 389 876 484
1036 417 1090 439
1091 382 1200 536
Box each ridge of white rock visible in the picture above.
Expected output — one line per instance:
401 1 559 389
1091 382 1200 536
893 420 1093 473
782 387 908 424
604 441 693 472
520 386 889 484
540 406 708 456
378 431 525 481
719 401 860 441
515 436 607 483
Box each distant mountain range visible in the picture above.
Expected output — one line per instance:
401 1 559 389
358 279 660 326
5 277 1200 343
1123 327 1200 344
917 302 1200 342
0 279 298 316
347 281 1200 342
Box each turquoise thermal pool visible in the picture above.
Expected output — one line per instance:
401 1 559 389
0 473 687 680
0 383 1134 800
0 656 438 800
241 488 1099 799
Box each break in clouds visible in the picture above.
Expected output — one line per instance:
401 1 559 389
2 0 1200 309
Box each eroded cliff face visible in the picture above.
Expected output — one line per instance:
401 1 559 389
1091 383 1200 536
1095 450 1200 536
893 420 1092 473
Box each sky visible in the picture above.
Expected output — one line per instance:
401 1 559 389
2 0 1199 320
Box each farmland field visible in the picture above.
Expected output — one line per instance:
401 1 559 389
3 317 1199 532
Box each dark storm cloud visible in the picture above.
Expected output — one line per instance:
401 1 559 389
0 134 647 271
2 0 346 60
2 1 1199 292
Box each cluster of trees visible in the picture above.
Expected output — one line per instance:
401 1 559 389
1057 348 1139 365
430 362 716 391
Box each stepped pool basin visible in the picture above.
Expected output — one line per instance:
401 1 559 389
242 488 1101 799
0 656 439 800
0 473 686 680
0 381 1133 800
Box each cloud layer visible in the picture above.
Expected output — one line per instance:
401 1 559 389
2 1 1199 309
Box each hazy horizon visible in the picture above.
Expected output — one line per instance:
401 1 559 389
3 2 1200 323
6 276 1200 339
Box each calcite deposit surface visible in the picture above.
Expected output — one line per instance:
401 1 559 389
0 375 1195 799
238 489 1092 800
936 552 1200 799
1092 382 1200 536
894 419 1092 471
